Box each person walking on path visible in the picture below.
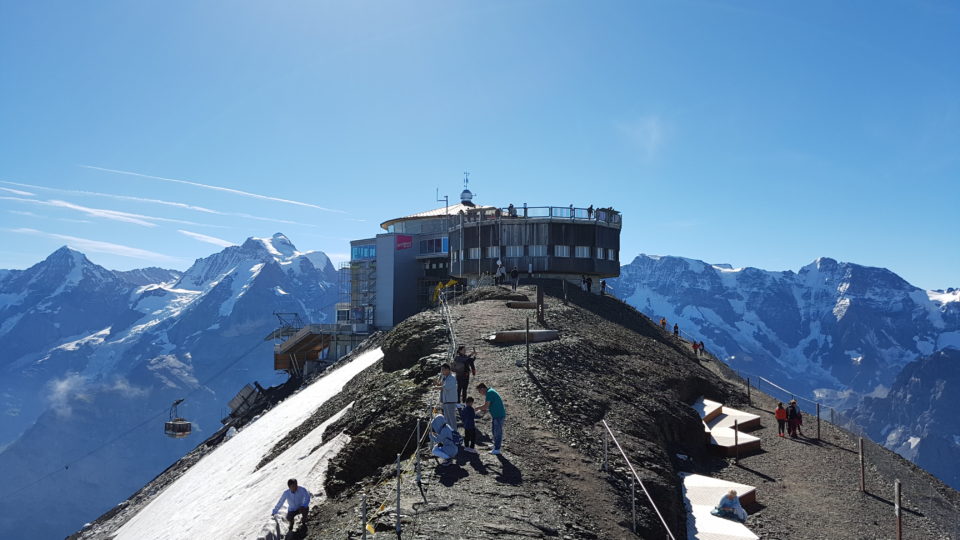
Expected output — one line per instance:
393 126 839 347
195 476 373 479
510 267 519 291
461 396 478 454
692 342 699 355
436 364 459 430
600 279 607 296
453 345 477 403
775 402 788 437
673 323 679 337
660 318 667 330
475 382 506 455
586 276 593 293
786 400 801 438
271 478 311 533
698 341 706 357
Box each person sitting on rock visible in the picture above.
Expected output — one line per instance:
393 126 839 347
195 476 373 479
271 478 311 532
711 490 747 522
429 413 460 465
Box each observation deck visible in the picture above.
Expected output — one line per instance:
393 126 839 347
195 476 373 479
449 204 622 279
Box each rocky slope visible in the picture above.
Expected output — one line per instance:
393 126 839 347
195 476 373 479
72 283 960 539
0 234 338 540
611 254 960 489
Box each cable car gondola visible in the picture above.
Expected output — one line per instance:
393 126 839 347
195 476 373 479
164 398 192 439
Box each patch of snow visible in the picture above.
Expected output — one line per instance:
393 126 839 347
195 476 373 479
218 262 265 317
907 436 921 449
928 289 960 305
274 286 289 296
54 327 112 352
114 347 383 540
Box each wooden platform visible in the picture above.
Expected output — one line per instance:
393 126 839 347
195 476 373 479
692 397 762 457
680 473 758 540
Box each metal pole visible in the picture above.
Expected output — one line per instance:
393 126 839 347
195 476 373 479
734 419 739 464
831 407 835 424
746 378 751 406
361 493 368 540
816 403 821 440
859 438 866 493
895 479 902 540
415 420 421 485
395 453 402 539
525 317 530 371
631 476 637 534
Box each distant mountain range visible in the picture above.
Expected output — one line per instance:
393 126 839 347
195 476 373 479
611 254 960 488
0 234 338 539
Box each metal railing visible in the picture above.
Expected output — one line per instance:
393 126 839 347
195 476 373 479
600 420 677 539
452 204 623 228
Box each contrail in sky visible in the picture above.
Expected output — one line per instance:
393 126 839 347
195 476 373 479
81 165 345 214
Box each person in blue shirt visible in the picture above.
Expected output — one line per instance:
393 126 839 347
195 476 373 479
475 382 506 455
461 396 477 454
711 490 747 522
271 478 311 532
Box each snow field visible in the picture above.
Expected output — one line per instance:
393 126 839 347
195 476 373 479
113 347 384 540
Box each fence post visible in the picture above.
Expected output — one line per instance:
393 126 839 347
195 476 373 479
895 479 902 540
859 438 866 493
526 317 530 371
361 493 368 540
816 403 821 440
395 453 402 538
631 476 637 534
734 419 739 464
415 420 421 485
831 407 835 424
746 378 751 406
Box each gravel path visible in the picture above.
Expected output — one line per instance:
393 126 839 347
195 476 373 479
697 369 960 540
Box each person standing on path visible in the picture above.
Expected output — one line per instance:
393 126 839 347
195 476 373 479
600 279 607 296
271 478 311 533
698 341 706 357
673 323 679 337
660 317 667 330
461 396 478 454
510 267 519 291
775 402 788 437
786 399 800 438
436 364 459 430
586 276 593 293
475 382 506 455
453 345 477 403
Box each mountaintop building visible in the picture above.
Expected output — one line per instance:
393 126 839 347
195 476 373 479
347 182 622 329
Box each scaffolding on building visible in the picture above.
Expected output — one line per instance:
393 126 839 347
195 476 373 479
349 258 377 325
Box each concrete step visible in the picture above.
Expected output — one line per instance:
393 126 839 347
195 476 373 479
680 473 758 540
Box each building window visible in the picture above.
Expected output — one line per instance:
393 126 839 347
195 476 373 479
351 244 376 260
575 246 591 258
554 245 570 257
608 249 617 261
468 247 481 259
529 245 547 257
596 247 605 259
486 246 500 258
418 237 448 254
506 245 523 257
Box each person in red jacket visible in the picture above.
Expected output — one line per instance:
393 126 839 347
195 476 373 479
774 402 787 437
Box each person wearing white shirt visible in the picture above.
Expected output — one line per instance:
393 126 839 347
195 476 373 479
435 363 459 430
271 478 311 532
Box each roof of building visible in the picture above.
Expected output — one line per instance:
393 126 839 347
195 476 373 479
380 202 494 230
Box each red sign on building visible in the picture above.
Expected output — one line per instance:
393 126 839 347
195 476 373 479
396 235 413 250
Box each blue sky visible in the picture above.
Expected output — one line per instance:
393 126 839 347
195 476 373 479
1 1 957 289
